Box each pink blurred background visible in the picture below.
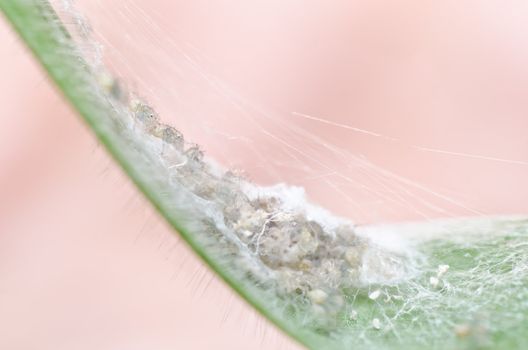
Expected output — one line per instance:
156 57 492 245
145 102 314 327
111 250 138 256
1 1 527 349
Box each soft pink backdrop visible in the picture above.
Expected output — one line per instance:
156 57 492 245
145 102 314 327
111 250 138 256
1 1 527 349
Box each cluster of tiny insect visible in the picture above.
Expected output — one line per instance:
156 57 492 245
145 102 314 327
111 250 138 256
96 70 375 314
95 64 455 333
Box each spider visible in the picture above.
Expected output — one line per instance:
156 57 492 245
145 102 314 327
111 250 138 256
131 100 159 132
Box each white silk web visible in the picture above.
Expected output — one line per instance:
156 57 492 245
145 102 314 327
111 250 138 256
53 1 528 349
